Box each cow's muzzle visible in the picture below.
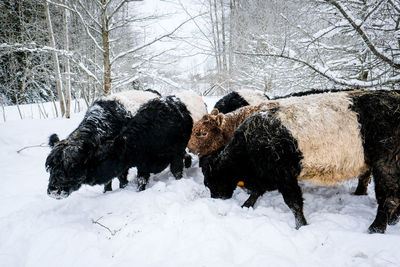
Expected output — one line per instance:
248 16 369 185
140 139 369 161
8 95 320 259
47 188 69 199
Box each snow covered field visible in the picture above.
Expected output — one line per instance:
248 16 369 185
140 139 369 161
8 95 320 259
1 97 400 267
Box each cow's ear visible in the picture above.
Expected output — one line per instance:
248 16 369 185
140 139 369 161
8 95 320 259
216 114 224 127
202 114 210 121
211 108 219 116
48 134 60 147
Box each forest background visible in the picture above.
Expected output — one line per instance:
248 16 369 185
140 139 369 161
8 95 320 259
1 0 399 119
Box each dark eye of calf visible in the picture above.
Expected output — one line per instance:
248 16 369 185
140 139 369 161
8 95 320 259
196 131 207 137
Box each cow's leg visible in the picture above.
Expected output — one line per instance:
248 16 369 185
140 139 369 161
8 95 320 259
278 177 307 229
103 181 112 193
242 192 262 208
118 169 129 189
137 171 150 191
368 162 400 233
354 169 371 195
184 153 192 168
388 205 400 225
170 156 184 180
389 210 400 226
368 196 399 233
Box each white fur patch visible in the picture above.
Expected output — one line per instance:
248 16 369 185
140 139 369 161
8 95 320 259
237 89 267 106
104 90 159 115
274 92 368 185
174 90 208 123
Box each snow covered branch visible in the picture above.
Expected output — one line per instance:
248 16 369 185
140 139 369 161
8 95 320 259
110 12 206 65
235 51 400 88
73 3 105 53
324 0 400 69
0 43 72 56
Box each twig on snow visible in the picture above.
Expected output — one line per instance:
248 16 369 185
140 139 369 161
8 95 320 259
17 143 48 153
92 216 121 236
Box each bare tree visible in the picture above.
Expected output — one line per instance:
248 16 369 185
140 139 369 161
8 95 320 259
186 0 399 95
62 0 71 118
209 0 221 72
53 0 201 96
232 0 400 94
1 0 208 111
44 0 66 116
228 0 234 77
219 0 227 72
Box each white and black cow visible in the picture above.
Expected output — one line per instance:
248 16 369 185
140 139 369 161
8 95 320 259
214 88 361 114
193 91 372 195
201 90 400 234
213 89 269 114
46 90 207 198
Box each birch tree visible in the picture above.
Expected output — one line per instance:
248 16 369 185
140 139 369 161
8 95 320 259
56 0 199 97
44 0 66 116
62 0 71 118
202 0 233 93
1 0 207 109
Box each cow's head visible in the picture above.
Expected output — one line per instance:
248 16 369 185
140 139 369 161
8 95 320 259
200 150 236 199
45 134 89 199
188 109 226 157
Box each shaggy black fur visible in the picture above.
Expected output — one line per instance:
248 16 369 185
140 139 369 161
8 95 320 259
46 96 193 198
213 91 250 114
202 91 400 233
349 90 400 233
100 96 194 191
201 111 305 227
46 99 133 197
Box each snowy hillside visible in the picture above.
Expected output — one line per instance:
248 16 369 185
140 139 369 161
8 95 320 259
1 97 400 267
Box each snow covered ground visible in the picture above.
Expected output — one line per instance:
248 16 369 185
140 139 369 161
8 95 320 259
1 97 400 267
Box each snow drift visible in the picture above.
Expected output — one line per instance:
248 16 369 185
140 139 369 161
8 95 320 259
0 97 400 267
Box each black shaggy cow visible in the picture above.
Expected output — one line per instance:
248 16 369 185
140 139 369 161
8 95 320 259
46 90 159 197
201 90 400 234
46 90 206 199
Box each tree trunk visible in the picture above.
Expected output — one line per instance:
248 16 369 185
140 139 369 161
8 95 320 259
44 0 66 117
63 0 71 118
1 103 6 122
213 0 222 73
101 0 112 96
209 0 221 72
220 0 227 72
228 0 234 76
